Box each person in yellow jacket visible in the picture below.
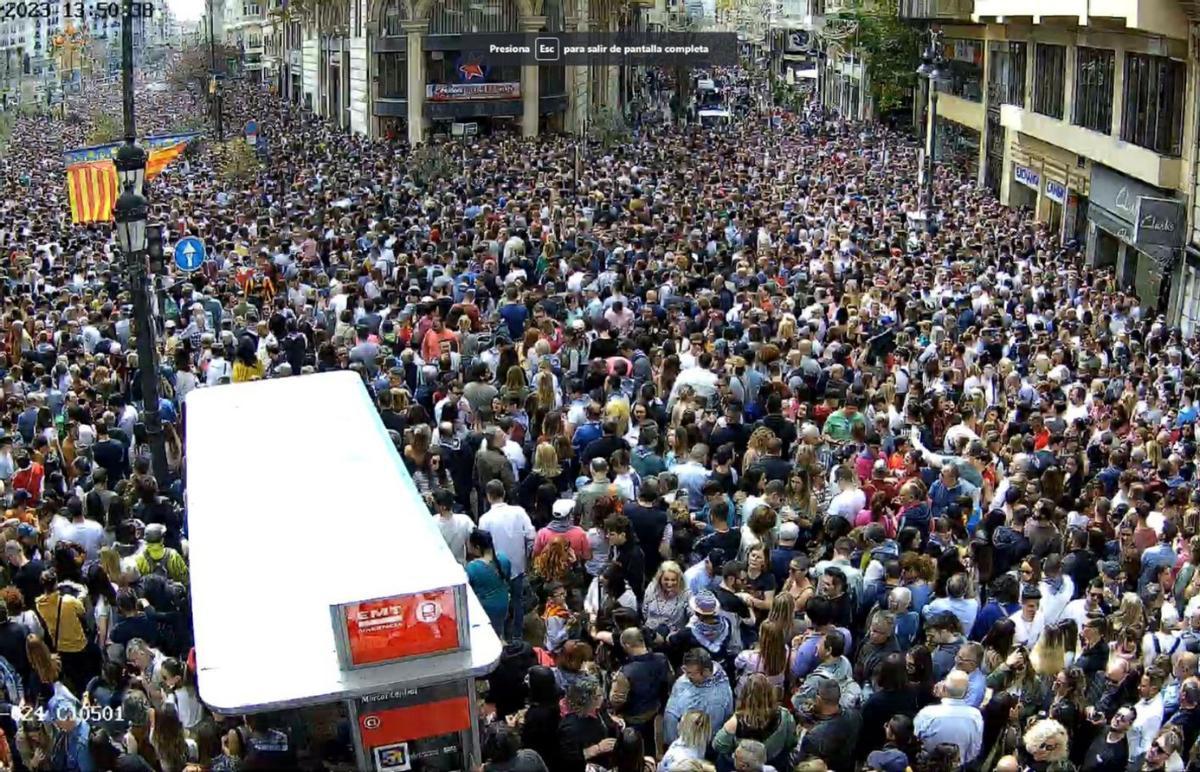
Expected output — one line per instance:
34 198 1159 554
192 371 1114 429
34 570 93 693
134 524 189 585
231 335 265 384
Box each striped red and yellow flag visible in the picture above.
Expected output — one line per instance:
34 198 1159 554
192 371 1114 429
146 141 186 181
65 160 119 224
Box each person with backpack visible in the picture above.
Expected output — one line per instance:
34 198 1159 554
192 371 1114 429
133 525 188 586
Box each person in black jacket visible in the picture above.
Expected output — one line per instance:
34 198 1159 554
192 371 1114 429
579 420 629 469
604 514 646 606
611 627 671 750
520 666 561 770
557 676 620 772
797 677 861 771
623 480 668 581
487 641 537 720
1062 527 1100 599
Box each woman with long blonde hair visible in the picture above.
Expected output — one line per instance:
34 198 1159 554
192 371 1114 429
533 361 560 413
712 674 796 771
743 427 776 474
26 634 63 706
766 592 798 638
734 619 791 694
1031 620 1071 677
659 710 713 771
1110 592 1146 637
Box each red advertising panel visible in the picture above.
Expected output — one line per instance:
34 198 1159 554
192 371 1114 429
339 587 461 667
354 682 472 771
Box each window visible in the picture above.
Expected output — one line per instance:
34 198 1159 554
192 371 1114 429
381 0 406 36
936 39 983 102
377 52 406 98
987 40 1026 106
1072 47 1113 134
429 0 519 34
1032 43 1065 119
1121 53 1185 156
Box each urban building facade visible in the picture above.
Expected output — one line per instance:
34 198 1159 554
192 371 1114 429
267 0 639 144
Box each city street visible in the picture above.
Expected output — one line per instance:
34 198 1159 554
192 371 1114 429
0 50 1194 771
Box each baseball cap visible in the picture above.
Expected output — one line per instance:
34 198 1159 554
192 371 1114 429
552 499 574 520
866 748 910 772
144 523 166 543
16 524 36 540
778 522 800 543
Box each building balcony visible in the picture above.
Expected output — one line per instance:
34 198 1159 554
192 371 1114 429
999 103 1183 189
900 0 973 19
972 0 1188 37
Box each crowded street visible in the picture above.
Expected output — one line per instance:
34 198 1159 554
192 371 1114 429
0 54 1197 772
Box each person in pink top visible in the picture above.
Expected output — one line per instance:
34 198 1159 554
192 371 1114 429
533 499 593 560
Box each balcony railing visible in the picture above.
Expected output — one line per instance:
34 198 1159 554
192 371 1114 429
900 0 973 17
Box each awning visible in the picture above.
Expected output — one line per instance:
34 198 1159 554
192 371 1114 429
796 68 819 79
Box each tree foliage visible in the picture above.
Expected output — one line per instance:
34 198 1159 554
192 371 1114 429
407 143 460 189
87 112 123 144
839 0 921 114
166 43 243 93
214 139 260 184
588 106 631 150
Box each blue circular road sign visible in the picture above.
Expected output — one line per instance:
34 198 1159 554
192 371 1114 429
174 236 207 273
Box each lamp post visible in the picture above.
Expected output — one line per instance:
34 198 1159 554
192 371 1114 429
115 0 169 486
916 27 946 228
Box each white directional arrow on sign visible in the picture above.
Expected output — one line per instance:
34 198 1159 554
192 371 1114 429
183 244 197 265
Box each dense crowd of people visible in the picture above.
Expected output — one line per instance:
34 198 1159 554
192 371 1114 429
0 57 1195 772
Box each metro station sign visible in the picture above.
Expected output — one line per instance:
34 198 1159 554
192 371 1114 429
331 586 467 669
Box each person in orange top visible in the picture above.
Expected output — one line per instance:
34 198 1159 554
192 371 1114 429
4 489 35 526
420 317 459 363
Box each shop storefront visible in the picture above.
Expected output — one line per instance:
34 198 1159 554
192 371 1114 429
1008 135 1090 240
1087 164 1186 311
1010 161 1039 210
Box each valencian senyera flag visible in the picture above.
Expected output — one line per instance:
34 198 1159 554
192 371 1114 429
64 132 201 224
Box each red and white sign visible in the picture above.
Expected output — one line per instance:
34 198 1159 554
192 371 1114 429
337 588 461 667
426 82 520 101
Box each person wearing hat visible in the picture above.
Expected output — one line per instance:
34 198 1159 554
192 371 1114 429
667 590 736 678
533 498 591 561
133 524 188 585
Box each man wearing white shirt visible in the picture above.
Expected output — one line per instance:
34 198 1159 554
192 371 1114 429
1010 587 1046 648
1037 555 1074 627
478 479 535 641
1129 670 1166 762
666 351 719 411
826 466 866 524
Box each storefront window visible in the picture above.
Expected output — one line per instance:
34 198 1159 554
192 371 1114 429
936 39 983 102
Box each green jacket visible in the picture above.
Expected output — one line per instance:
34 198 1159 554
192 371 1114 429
712 706 796 764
